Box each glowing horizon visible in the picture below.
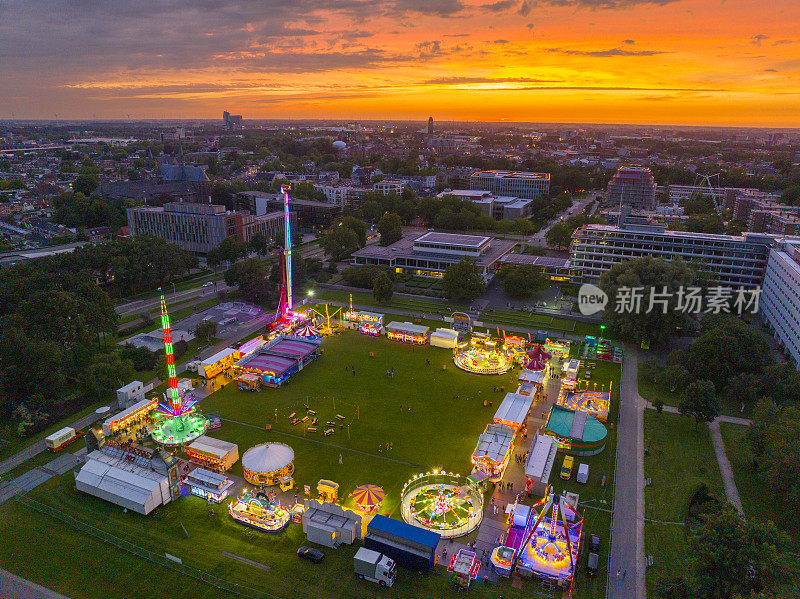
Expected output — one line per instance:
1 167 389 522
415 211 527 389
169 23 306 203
2 0 799 127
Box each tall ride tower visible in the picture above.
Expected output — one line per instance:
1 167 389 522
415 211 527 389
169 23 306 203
150 288 208 446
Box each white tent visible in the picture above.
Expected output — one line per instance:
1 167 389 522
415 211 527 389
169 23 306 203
430 328 459 349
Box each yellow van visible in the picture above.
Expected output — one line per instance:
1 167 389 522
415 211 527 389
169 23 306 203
560 455 574 480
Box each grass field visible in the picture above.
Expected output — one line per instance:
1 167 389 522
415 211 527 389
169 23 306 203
642 411 724 596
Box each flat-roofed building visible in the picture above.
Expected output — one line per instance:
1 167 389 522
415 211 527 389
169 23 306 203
761 240 800 367
373 180 404 195
127 201 242 253
470 170 550 199
352 230 516 280
570 222 778 288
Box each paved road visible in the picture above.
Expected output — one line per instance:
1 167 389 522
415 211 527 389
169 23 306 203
0 411 105 477
0 567 70 599
608 348 646 599
116 281 234 317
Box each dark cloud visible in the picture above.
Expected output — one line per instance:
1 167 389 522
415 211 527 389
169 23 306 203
764 68 778 72
772 39 796 46
519 1 533 15
423 76 561 84
493 39 510 44
623 39 635 45
480 0 516 11
519 0 679 8
547 47 668 56
750 34 769 46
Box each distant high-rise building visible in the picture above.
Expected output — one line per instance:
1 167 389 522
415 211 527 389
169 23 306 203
469 170 550 199
223 110 243 130
606 166 657 211
427 116 434 134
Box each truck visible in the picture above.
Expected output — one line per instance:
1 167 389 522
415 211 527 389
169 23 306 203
577 463 589 484
354 547 396 588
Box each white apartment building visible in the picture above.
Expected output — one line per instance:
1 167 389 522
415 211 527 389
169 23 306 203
470 170 550 199
373 180 404 195
761 240 800 367
570 223 776 288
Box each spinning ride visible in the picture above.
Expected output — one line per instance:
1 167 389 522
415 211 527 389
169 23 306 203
524 345 552 371
150 290 208 447
228 492 290 532
453 334 511 375
513 486 583 584
400 472 483 538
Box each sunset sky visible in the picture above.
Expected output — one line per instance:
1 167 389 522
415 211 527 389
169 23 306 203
2 0 799 126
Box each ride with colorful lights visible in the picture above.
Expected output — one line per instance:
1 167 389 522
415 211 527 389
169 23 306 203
149 289 209 446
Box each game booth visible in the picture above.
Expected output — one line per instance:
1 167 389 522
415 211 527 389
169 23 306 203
237 373 261 391
504 335 528 364
518 369 546 398
448 548 481 589
345 310 384 336
198 347 240 379
242 443 295 486
185 435 239 473
454 333 512 375
233 335 321 387
544 338 570 358
229 492 291 533
471 423 515 483
386 321 430 345
184 467 234 503
493 392 535 432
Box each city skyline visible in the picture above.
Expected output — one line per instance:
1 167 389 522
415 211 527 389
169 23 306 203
2 0 800 126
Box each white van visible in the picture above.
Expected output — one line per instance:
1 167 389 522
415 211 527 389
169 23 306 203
577 463 589 484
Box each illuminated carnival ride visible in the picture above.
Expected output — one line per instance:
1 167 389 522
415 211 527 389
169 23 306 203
492 486 583 584
150 290 208 446
228 492 290 533
524 344 552 371
453 333 512 375
400 472 483 537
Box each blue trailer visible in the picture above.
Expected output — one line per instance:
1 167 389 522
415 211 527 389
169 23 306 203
536 330 548 343
364 515 441 573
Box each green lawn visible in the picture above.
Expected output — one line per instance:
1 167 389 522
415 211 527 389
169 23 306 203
643 411 724 596
637 369 682 408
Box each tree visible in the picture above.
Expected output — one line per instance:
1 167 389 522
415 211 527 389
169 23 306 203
342 216 367 247
72 173 99 196
725 372 761 408
498 264 549 298
546 214 603 249
679 379 720 427
195 319 218 343
373 271 394 303
658 364 691 393
320 225 359 263
341 265 393 289
443 258 486 302
224 258 276 306
249 232 269 256
688 504 788 599
216 236 248 264
206 248 222 271
598 256 698 345
80 353 134 401
747 402 800 508
377 212 402 246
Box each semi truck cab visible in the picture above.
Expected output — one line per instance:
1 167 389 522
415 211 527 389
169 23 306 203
354 547 397 588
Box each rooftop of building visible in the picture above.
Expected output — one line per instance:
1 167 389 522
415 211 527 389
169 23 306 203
415 231 490 248
471 170 550 181
352 231 516 266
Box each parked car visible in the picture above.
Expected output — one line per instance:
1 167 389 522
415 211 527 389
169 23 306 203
203 281 213 287
586 552 599 577
560 455 574 480
297 546 324 563
588 533 601 553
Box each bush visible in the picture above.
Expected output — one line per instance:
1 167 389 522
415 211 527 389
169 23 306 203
341 265 394 289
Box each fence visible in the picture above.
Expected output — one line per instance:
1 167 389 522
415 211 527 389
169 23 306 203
14 493 272 599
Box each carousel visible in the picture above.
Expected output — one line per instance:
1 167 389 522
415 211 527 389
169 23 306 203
453 333 512 375
228 492 291 533
350 484 385 513
400 472 484 537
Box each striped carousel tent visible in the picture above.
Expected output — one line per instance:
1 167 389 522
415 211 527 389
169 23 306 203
351 484 385 510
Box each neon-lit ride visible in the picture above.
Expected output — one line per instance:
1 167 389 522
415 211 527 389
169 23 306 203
150 290 208 446
272 185 305 329
400 472 483 538
524 344 552 371
453 333 512 375
448 548 481 589
561 390 611 422
228 492 290 533
513 486 583 584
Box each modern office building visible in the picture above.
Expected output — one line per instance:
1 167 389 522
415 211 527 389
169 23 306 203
570 222 776 288
127 202 243 253
606 166 657 211
470 170 550 199
437 189 533 220
761 240 800 367
223 111 243 129
352 231 516 280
